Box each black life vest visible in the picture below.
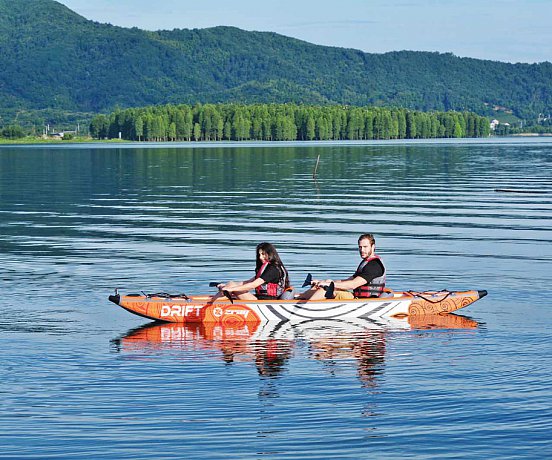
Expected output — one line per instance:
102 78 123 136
352 254 386 298
255 262 286 298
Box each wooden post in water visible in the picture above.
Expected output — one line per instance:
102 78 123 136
313 154 320 179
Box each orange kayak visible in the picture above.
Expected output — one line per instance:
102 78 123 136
108 288 487 324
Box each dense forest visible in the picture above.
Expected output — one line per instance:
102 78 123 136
0 0 551 131
90 104 490 141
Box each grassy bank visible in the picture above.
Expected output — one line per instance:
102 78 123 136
0 136 128 145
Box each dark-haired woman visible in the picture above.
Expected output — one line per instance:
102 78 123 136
217 242 290 301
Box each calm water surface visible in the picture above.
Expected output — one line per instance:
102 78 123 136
1 139 551 458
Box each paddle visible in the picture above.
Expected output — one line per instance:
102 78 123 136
301 273 313 287
301 273 335 299
222 290 234 304
324 282 335 299
209 282 234 303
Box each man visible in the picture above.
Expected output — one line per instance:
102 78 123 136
299 234 386 300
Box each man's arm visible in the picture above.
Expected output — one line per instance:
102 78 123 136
331 260 384 290
333 276 366 291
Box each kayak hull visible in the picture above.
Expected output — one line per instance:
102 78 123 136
109 289 486 324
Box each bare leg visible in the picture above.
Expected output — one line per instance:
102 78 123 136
234 292 258 300
296 287 327 300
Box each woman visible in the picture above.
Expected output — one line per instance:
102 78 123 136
217 242 290 300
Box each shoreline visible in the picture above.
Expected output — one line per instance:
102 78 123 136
3 136 552 149
0 137 126 145
2 131 552 146
511 133 552 137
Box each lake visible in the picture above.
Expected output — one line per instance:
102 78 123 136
1 139 551 459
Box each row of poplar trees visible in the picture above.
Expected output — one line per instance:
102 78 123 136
90 103 490 141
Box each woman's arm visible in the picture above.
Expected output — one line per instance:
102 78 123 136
222 276 263 293
218 275 256 290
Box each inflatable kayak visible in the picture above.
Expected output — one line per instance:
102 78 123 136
108 288 487 324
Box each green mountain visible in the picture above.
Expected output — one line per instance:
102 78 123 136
1 0 551 127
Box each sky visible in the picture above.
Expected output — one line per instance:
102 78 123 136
57 0 552 64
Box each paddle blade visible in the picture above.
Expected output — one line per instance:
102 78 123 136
222 290 234 304
302 273 313 288
324 282 335 299
209 282 222 287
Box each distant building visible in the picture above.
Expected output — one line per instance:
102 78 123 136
490 119 500 130
49 130 76 138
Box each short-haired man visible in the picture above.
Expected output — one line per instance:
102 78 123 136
299 234 386 301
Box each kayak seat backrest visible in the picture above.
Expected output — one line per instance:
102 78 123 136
279 289 296 300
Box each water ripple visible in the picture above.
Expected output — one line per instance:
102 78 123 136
1 141 551 458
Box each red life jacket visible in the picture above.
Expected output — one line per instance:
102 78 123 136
255 262 286 298
352 254 386 298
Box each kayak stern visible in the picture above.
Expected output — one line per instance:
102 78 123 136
109 294 121 305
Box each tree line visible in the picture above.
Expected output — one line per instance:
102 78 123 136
3 1 552 127
89 103 490 142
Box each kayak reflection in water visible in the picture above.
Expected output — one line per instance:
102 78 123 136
214 242 292 301
310 331 386 388
114 315 478 387
254 338 293 378
299 233 386 300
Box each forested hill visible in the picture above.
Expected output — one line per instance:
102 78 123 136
1 0 552 126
